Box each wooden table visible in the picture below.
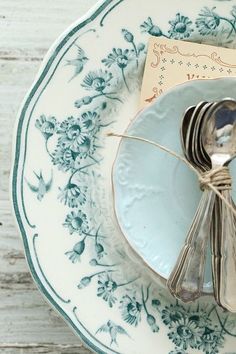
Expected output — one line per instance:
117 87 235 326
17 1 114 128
0 1 97 352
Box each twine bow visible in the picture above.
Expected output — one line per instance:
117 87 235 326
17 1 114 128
108 132 236 217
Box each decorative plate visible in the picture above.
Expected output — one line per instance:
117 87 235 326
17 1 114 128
113 77 236 294
11 0 236 353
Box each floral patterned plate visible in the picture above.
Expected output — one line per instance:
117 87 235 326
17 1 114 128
11 0 236 353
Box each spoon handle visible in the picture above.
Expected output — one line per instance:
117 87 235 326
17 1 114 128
211 196 222 304
167 190 215 302
217 189 236 312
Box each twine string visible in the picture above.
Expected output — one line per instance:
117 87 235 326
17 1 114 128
107 132 236 217
199 167 232 191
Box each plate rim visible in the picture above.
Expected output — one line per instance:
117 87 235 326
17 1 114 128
10 1 124 353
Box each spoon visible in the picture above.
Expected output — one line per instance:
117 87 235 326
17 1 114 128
192 103 213 170
185 102 208 166
168 98 236 304
202 98 236 312
168 102 214 302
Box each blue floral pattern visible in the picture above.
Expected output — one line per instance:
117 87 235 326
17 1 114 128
140 6 236 41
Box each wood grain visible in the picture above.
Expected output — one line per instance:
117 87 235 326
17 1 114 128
0 0 96 352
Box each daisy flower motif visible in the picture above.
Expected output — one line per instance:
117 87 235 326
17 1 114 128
65 239 85 263
63 210 89 235
102 48 132 70
140 17 163 36
58 183 87 208
188 309 211 328
77 135 96 159
195 7 220 36
168 13 193 39
80 111 101 134
35 115 58 140
58 116 87 153
52 145 77 172
82 69 113 92
97 273 118 307
168 317 204 350
162 304 187 327
197 326 224 354
102 48 134 91
120 295 142 326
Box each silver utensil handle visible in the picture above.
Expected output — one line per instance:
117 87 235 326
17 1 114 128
167 190 215 302
211 196 221 304
218 189 236 312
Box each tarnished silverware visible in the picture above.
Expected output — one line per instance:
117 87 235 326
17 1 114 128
203 99 236 312
168 98 236 311
167 102 213 302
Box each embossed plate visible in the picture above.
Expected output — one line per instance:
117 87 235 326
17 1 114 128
113 77 236 294
11 0 236 353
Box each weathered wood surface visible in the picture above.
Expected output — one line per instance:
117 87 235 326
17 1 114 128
0 1 97 352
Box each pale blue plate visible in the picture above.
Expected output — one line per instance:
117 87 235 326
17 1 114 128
113 77 236 293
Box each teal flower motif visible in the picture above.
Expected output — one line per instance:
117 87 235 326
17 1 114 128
120 295 142 326
81 69 113 92
188 310 211 328
168 13 193 39
74 96 93 109
75 70 122 108
35 115 58 140
97 273 118 307
77 136 96 159
102 48 133 91
141 285 159 333
65 239 85 263
102 48 131 69
168 317 204 350
152 299 161 309
122 29 134 43
58 116 87 153
169 349 187 354
64 210 89 235
146 314 159 333
162 304 187 327
121 29 144 68
89 259 99 266
95 242 105 259
197 326 224 354
54 115 97 164
52 146 77 172
140 17 163 36
80 111 101 134
58 183 87 207
196 7 220 36
78 276 92 289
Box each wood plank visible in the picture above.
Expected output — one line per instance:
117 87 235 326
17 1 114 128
0 0 97 352
0 344 91 354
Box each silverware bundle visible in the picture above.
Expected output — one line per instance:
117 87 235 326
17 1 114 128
167 98 236 312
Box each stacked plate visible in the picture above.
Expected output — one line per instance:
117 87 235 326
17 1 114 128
12 0 236 353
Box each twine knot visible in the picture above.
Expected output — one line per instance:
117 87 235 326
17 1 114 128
199 167 232 191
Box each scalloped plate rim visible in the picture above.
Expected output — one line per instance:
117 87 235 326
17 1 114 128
10 1 123 353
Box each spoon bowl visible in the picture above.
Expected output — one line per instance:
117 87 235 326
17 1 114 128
202 98 236 167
